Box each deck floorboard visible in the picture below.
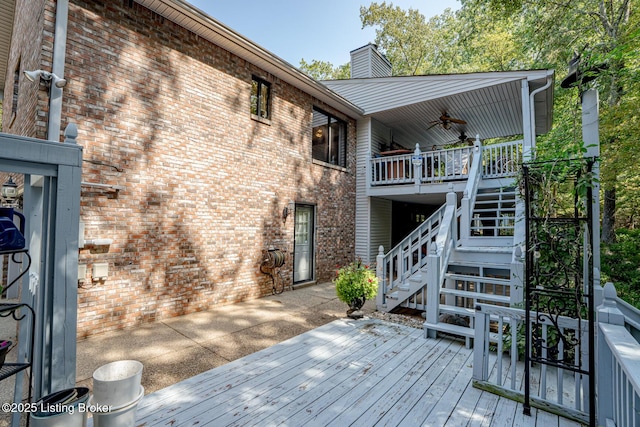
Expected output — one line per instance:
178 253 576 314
108 319 581 427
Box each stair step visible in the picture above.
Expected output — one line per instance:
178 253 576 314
440 288 510 304
472 208 516 213
439 305 475 317
447 260 511 270
445 273 511 285
387 291 399 300
477 189 516 196
456 246 512 254
424 321 475 338
409 273 423 284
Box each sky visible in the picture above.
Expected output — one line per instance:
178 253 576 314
188 1 461 68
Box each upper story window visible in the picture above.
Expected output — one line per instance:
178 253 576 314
251 76 271 120
9 62 20 128
312 108 347 167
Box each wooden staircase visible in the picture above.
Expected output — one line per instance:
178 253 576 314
423 244 514 345
423 186 522 346
376 184 523 347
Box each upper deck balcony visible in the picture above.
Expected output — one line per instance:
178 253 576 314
368 139 522 199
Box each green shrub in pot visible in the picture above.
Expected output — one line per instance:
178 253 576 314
334 259 378 318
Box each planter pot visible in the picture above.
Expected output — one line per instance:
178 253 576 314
92 360 143 408
0 340 11 367
30 386 90 427
347 297 366 319
90 385 144 427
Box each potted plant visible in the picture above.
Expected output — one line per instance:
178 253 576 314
334 259 378 319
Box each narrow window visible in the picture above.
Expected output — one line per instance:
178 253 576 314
312 108 346 167
9 61 20 128
251 76 271 120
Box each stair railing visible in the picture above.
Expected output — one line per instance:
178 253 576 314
425 190 459 327
376 203 447 308
510 192 526 305
482 139 523 178
460 136 483 244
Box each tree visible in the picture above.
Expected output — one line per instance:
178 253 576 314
299 59 350 80
360 2 462 75
462 0 636 243
306 1 637 240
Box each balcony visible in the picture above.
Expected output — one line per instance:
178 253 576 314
368 140 523 196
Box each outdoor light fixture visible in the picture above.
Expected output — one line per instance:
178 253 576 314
1 176 19 208
282 200 295 223
1 177 18 199
24 69 67 88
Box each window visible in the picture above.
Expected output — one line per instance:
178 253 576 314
250 76 270 120
312 108 347 167
9 62 20 128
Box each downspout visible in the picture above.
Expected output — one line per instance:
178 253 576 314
47 0 69 141
527 73 553 159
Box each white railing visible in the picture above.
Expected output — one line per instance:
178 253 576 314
370 152 415 185
482 140 523 178
370 145 474 186
375 203 446 307
597 282 640 427
473 303 590 425
369 139 522 187
460 138 483 242
425 191 458 327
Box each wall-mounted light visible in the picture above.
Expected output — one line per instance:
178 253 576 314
1 177 18 199
282 200 295 223
1 176 19 208
24 69 67 88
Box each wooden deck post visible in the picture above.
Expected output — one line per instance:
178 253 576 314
412 143 422 192
376 245 385 308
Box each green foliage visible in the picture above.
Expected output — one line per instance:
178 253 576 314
360 3 462 75
334 259 378 305
299 59 350 80
601 228 640 309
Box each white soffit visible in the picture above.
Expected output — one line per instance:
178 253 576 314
0 0 16 94
323 71 551 115
323 70 555 145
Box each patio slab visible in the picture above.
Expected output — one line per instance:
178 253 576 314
75 282 375 396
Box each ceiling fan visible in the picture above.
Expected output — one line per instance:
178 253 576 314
427 112 467 130
446 130 474 146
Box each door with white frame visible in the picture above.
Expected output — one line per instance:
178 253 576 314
293 204 315 283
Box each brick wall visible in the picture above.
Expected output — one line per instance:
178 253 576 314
2 0 50 138
62 1 356 336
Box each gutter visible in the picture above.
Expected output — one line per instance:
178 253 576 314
527 72 554 151
48 0 69 141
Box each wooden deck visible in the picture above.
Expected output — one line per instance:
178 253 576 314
113 319 585 427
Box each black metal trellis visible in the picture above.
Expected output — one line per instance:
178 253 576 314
523 159 596 426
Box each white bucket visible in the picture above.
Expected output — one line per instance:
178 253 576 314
30 410 88 427
90 386 144 427
30 387 90 427
92 360 143 408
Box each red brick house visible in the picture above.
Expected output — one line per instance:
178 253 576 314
2 0 362 336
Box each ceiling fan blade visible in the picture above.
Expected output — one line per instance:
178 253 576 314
448 117 467 124
440 113 467 125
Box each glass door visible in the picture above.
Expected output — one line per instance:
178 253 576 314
293 205 314 283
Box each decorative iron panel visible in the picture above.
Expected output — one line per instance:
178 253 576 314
523 159 596 426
